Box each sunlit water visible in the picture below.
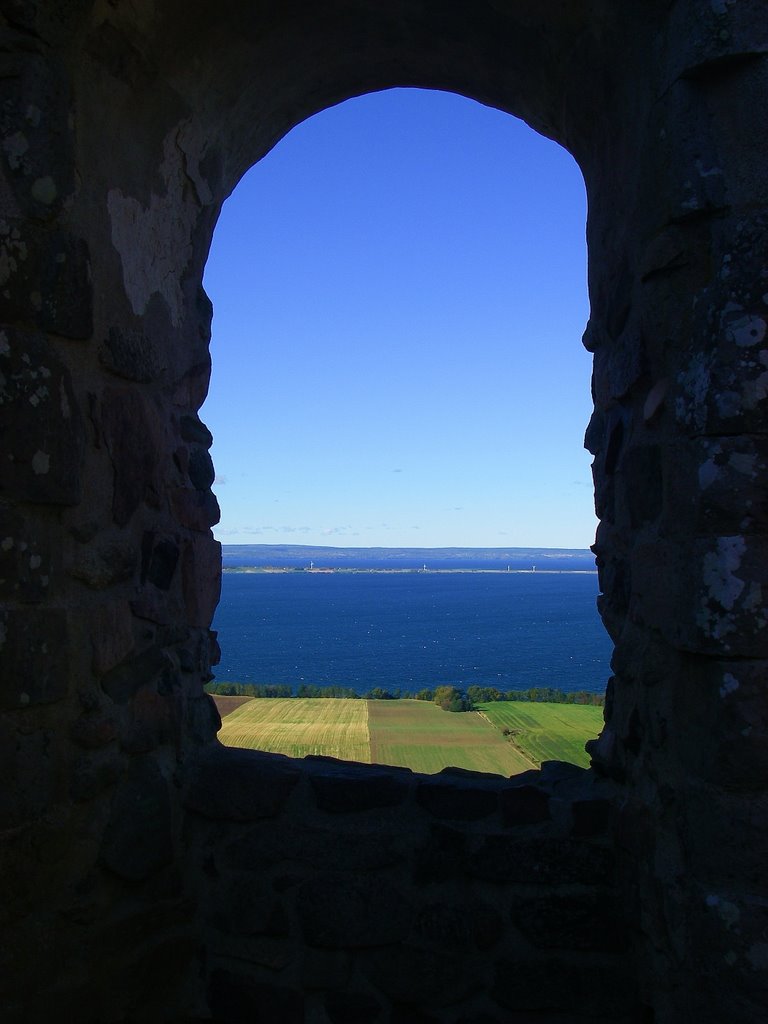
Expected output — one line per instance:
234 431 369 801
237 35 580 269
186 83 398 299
212 571 612 694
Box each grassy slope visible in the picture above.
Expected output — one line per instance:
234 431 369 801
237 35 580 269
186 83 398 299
477 701 604 768
367 699 535 775
217 697 371 762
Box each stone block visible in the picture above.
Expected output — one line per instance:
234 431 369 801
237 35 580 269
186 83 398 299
187 446 215 490
99 326 160 382
510 892 628 952
413 823 468 883
181 535 221 629
297 873 412 948
225 820 405 875
100 644 173 704
212 876 289 938
0 607 68 708
0 327 83 504
0 51 75 221
414 900 504 952
183 747 300 821
0 718 56 827
360 943 478 1007
141 532 180 590
171 486 221 531
0 507 54 603
499 784 550 825
119 683 180 755
70 539 137 589
90 601 135 675
416 777 498 821
179 413 213 447
0 219 92 338
70 712 117 750
308 759 411 813
492 958 636 1015
571 797 614 836
101 386 163 526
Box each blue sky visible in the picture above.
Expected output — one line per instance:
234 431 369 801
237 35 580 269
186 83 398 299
202 88 594 549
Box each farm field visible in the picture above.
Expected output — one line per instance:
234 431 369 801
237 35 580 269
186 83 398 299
367 699 534 775
214 697 601 773
476 701 604 768
217 697 370 761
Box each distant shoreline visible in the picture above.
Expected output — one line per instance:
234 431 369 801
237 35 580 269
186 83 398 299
222 566 598 575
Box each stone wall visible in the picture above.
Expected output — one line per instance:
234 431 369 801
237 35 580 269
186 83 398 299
1 2 766 1021
183 752 635 1024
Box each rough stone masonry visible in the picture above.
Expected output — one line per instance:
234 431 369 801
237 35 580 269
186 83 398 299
1 1 766 1021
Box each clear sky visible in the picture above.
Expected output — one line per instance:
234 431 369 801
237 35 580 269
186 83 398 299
201 87 595 549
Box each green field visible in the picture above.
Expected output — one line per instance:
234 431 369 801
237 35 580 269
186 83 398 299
476 701 604 768
215 697 602 774
367 699 535 775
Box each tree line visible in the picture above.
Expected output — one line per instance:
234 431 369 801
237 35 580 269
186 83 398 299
204 681 604 709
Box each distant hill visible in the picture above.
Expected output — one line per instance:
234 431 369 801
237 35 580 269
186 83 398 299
220 544 596 572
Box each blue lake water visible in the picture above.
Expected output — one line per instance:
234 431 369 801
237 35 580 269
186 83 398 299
212 571 612 694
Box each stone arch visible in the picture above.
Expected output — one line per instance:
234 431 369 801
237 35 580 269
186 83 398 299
2 3 767 1022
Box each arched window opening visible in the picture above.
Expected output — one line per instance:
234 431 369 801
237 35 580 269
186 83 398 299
201 88 610 775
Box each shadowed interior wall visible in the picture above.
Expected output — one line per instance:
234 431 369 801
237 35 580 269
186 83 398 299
1 2 767 1021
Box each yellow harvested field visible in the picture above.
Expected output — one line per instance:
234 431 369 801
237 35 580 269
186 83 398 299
217 697 371 762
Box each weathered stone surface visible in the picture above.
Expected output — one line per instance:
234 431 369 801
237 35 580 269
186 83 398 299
101 386 163 526
467 835 615 886
510 892 627 952
0 607 68 708
0 328 83 503
0 219 92 337
181 535 221 629
211 875 289 938
70 539 136 589
187 446 215 490
207 969 304 1024
100 326 160 382
100 757 173 881
298 873 412 948
414 900 504 952
225 820 406 875
183 747 300 821
325 990 383 1024
141 532 179 590
416 777 499 821
89 601 135 674
361 943 478 1007
100 644 174 705
492 958 635 1015
499 784 551 825
179 413 213 447
413 824 468 883
571 797 614 836
170 486 221 531
0 508 54 603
